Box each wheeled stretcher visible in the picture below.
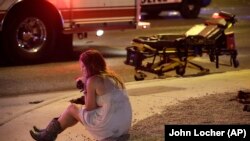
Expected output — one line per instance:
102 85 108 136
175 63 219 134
124 11 239 80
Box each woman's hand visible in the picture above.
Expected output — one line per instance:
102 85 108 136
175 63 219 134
75 77 85 92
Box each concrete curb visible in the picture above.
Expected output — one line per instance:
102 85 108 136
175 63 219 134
0 69 250 141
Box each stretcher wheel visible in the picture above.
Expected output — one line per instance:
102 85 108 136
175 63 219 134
175 66 186 76
134 71 146 81
198 68 210 75
202 68 210 73
230 50 239 68
232 59 239 68
209 55 215 62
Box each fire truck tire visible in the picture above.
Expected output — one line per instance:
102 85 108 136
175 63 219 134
179 0 201 19
2 6 59 64
0 31 7 65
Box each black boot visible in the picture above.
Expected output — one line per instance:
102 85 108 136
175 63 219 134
33 126 45 132
30 118 63 141
32 118 59 133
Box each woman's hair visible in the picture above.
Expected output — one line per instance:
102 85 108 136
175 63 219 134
80 49 125 88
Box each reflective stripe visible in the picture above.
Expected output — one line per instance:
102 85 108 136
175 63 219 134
141 0 182 5
60 8 136 20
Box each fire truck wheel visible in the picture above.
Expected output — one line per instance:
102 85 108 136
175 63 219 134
179 0 201 19
2 7 58 64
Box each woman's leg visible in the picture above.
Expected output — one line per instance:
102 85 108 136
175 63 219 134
58 103 83 130
30 103 83 140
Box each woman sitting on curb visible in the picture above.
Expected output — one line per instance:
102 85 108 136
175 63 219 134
30 49 132 141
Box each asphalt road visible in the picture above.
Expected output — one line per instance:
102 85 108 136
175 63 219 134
0 0 250 97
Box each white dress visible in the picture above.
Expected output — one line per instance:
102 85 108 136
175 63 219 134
79 81 132 140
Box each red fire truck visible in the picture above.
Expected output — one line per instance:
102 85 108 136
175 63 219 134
141 0 212 18
0 0 149 64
